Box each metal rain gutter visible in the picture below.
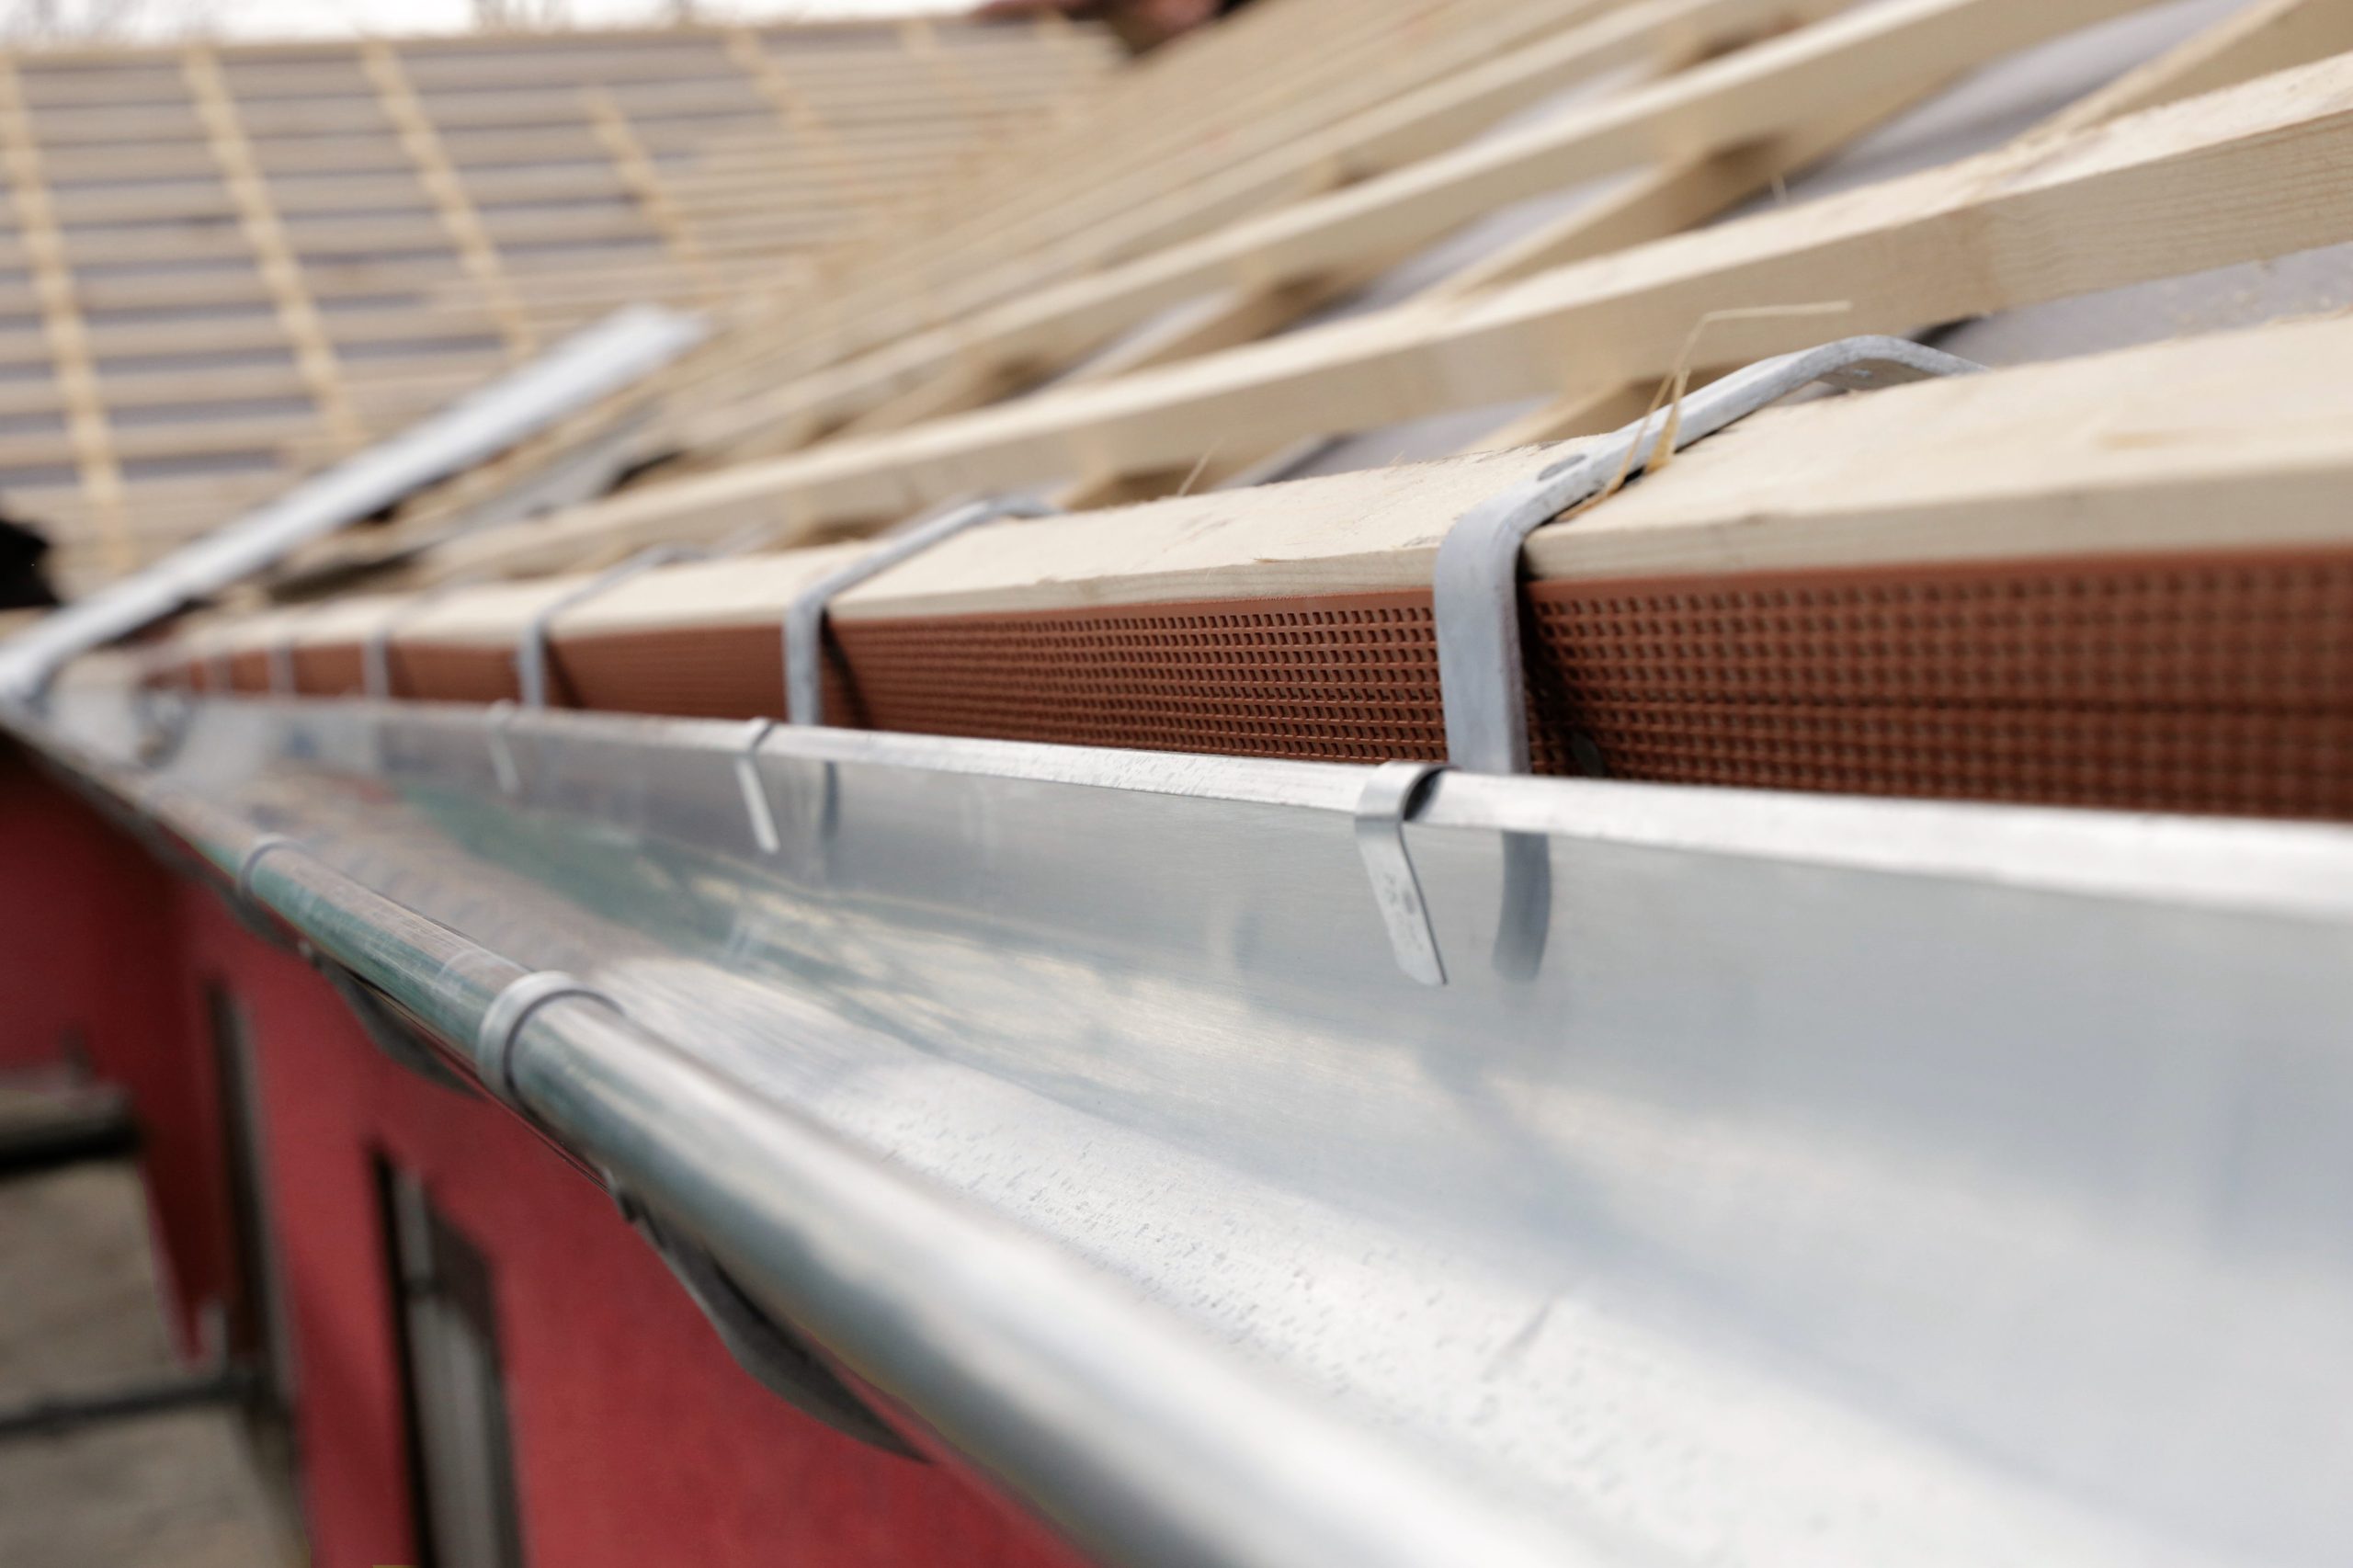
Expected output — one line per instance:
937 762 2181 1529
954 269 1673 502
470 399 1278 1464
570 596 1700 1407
4 699 1581 1568
6 324 2349 1561
12 685 2353 1567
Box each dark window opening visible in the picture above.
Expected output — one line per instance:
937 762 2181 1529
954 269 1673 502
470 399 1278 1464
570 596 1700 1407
378 1161 527 1568
204 983 308 1549
206 983 290 1403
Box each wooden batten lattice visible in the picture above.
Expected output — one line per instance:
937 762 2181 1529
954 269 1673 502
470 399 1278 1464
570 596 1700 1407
86 0 2353 822
0 17 1116 592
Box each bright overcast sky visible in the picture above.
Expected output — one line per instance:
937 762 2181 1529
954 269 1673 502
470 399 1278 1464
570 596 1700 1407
23 0 961 43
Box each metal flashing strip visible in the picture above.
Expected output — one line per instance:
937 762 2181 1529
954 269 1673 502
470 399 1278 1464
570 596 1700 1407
782 494 1059 727
0 304 709 704
1433 335 1983 774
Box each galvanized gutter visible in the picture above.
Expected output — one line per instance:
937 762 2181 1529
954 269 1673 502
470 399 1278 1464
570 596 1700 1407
4 697 1585 1568
12 684 2353 1566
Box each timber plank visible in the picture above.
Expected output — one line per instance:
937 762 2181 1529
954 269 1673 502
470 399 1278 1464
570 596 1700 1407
438 52 2353 577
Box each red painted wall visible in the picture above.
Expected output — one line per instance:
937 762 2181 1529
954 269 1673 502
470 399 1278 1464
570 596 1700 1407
2 758 1086 1568
0 753 233 1354
0 754 176 1074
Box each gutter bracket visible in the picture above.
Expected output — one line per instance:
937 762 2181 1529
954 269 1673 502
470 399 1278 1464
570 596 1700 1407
266 638 298 699
782 494 1057 727
733 717 781 853
1432 335 1983 775
485 699 521 796
361 573 486 699
1356 760 1449 986
515 542 714 710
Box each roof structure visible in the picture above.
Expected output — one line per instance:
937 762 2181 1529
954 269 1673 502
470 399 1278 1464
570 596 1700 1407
10 4 2353 1564
193 0 2344 587
119 0 2353 829
0 15 1117 591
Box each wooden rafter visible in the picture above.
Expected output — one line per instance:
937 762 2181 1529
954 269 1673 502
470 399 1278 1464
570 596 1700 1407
361 38 540 363
0 55 126 574
182 44 369 456
584 87 720 305
1454 0 2353 451
678 0 2166 464
725 27 883 228
677 0 1637 424
432 49 2353 577
852 0 1857 452
188 312 2353 720
0 19 1108 592
2033 0 2353 138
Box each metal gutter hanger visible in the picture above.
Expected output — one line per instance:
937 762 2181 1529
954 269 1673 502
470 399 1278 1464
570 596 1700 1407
782 494 1060 728
1358 335 1984 984
515 543 713 711
1433 335 1983 775
362 574 485 699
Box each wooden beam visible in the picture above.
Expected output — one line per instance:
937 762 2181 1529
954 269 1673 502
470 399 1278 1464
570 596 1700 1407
1465 0 2353 451
679 0 1623 415
362 39 539 361
0 17 1114 585
1440 72 1959 452
615 0 1599 478
683 0 1668 437
738 0 2118 412
841 0 1824 443
0 57 128 576
835 0 1623 313
2033 0 2353 137
200 312 2353 665
727 27 886 219
828 0 1492 264
681 0 2168 460
438 25 2353 579
858 315 2353 617
585 87 720 305
1047 7 1920 488
1431 72 1930 303
182 43 369 456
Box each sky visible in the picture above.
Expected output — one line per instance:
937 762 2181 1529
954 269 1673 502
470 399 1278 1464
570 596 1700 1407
9 0 957 43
